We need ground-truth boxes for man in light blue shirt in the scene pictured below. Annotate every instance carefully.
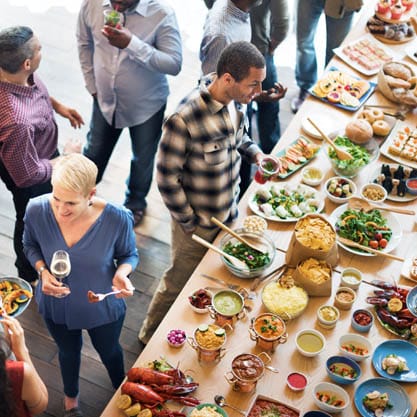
[77,0,182,225]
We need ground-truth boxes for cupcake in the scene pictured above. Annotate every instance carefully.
[377,0,391,14]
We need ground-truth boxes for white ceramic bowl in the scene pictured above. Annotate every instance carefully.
[338,333,372,362]
[313,381,350,413]
[317,305,340,329]
[334,286,357,310]
[324,177,357,204]
[188,288,213,313]
[340,267,362,290]
[295,328,326,357]
[301,166,324,187]
[360,183,387,204]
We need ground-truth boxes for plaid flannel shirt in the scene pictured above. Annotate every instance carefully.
[157,75,261,232]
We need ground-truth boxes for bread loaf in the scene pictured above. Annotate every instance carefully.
[345,119,373,144]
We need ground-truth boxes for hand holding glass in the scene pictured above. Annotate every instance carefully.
[50,250,71,298]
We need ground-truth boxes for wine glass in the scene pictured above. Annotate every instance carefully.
[50,250,71,298]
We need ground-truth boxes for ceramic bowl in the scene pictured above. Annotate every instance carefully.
[312,382,350,413]
[406,177,417,195]
[326,355,361,385]
[334,286,357,310]
[188,288,212,313]
[219,228,275,278]
[166,329,186,348]
[301,166,324,187]
[317,305,340,329]
[295,328,326,357]
[189,403,228,417]
[340,267,362,290]
[338,333,372,362]
[324,177,357,204]
[286,372,308,391]
[360,183,387,203]
[351,309,374,332]
[302,412,333,417]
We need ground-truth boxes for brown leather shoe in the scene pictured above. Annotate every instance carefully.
[291,89,308,113]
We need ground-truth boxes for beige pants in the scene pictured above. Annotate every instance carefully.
[139,220,218,344]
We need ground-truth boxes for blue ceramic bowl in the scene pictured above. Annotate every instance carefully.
[351,309,374,332]
[326,355,361,385]
[302,412,332,417]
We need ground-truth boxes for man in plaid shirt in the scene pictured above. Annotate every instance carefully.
[139,41,266,344]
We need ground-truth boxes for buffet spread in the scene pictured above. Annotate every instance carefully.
[100,1,417,417]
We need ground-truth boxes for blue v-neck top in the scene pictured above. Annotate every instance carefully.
[23,194,139,330]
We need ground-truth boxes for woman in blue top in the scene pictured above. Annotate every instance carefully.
[23,154,138,417]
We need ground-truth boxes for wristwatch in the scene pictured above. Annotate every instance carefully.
[37,265,47,279]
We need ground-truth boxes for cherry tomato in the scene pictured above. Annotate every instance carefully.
[379,238,388,249]
[374,232,383,241]
[369,240,379,249]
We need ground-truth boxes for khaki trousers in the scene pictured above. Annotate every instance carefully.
[139,220,218,344]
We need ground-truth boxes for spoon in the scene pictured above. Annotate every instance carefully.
[192,234,250,272]
[307,117,353,160]
[214,395,246,415]
[210,217,268,254]
[348,196,415,216]
[201,274,241,291]
[337,237,404,261]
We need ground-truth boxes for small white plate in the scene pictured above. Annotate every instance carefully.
[301,115,343,140]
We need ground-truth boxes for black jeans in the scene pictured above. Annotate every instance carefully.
[0,158,54,282]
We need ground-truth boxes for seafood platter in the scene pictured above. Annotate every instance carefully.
[333,35,394,76]
[0,276,33,318]
[309,67,376,111]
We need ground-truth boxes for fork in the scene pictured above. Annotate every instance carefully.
[88,289,122,302]
[200,274,241,291]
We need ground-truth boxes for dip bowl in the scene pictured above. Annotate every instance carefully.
[286,372,308,391]
[207,289,246,328]
[351,309,374,332]
[325,355,361,385]
[324,176,357,204]
[360,183,387,204]
[317,305,340,329]
[219,229,275,278]
[248,313,288,352]
[338,333,372,362]
[295,328,326,357]
[340,267,362,290]
[334,286,357,310]
[312,381,350,413]
[406,177,417,195]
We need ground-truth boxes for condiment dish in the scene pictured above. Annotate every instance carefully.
[338,333,372,362]
[340,267,362,290]
[334,286,357,310]
[286,371,308,391]
[166,329,186,348]
[188,288,212,313]
[406,177,417,195]
[317,305,340,329]
[351,309,374,332]
[295,328,326,357]
[312,381,350,413]
[326,355,361,385]
[324,177,357,204]
[301,166,324,187]
[301,412,332,417]
[360,182,387,203]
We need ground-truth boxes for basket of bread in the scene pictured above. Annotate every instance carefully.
[377,61,417,107]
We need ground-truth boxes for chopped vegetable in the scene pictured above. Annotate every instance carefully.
[223,242,270,269]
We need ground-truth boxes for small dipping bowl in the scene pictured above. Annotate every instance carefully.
[406,177,417,195]
[340,267,362,290]
[302,412,332,417]
[351,309,374,332]
[317,305,340,329]
[334,286,357,310]
[188,288,213,313]
[301,166,324,187]
[166,329,186,348]
[295,329,326,357]
[326,355,361,385]
[360,183,387,204]
[287,371,308,391]
[338,333,372,362]
[324,176,357,204]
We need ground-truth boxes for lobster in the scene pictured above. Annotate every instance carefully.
[121,382,164,405]
[127,367,175,385]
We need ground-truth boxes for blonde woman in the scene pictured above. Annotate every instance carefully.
[23,154,138,417]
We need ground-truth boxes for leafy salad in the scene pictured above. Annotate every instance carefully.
[335,208,392,250]
[223,242,270,270]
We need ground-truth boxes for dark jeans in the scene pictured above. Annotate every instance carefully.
[0,159,53,283]
[44,315,125,398]
[240,53,281,197]
[83,98,166,211]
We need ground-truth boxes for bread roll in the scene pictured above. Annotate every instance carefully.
[384,62,412,81]
[372,120,390,136]
[345,119,373,144]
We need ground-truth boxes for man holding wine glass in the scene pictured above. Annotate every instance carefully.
[22,154,138,417]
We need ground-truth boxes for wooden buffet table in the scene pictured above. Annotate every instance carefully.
[102,3,417,416]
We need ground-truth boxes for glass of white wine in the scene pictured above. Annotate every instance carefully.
[50,250,71,298]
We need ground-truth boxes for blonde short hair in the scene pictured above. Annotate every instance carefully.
[51,154,98,196]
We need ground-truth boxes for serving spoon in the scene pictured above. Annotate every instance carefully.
[307,117,353,161]
[210,217,268,254]
[192,234,250,272]
[348,196,415,215]
[214,395,246,415]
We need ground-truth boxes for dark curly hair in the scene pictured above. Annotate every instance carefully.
[0,336,16,417]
